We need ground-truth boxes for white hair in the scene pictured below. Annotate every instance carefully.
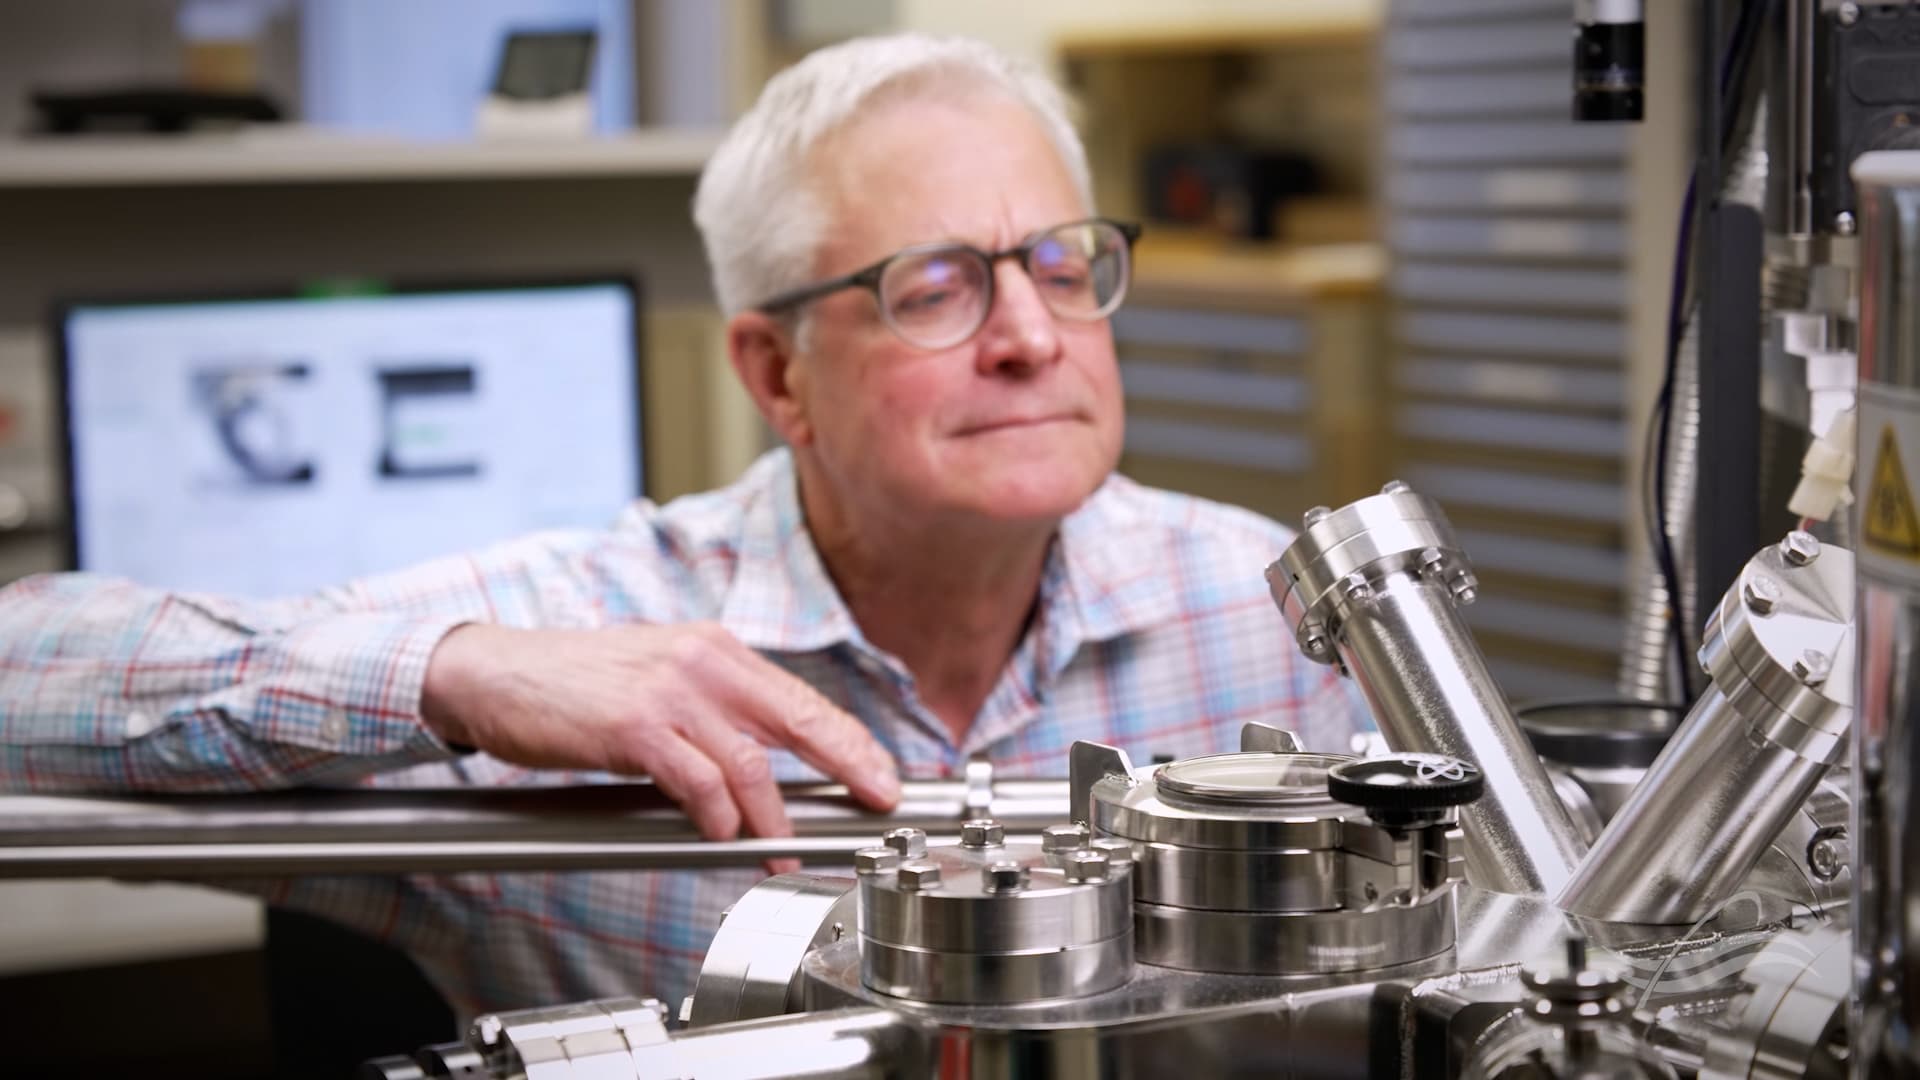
[692,32,1093,318]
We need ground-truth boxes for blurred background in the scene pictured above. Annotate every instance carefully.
[0,0,1687,1074]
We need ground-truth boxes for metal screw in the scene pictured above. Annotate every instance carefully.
[1744,575,1783,615]
[830,921,845,942]
[1298,622,1331,658]
[1063,848,1112,883]
[1381,480,1412,496]
[1780,531,1822,566]
[1836,210,1858,235]
[1304,505,1332,528]
[1342,572,1374,606]
[1042,822,1090,852]
[896,862,941,890]
[1450,571,1479,606]
[1090,837,1135,866]
[1809,829,1849,881]
[854,847,901,875]
[960,819,1005,848]
[983,861,1029,893]
[1793,649,1834,687]
[882,827,927,858]
[1418,546,1447,578]
[474,1015,504,1048]
[1839,2,1860,26]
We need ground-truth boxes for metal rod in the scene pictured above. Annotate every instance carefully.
[0,778,1068,879]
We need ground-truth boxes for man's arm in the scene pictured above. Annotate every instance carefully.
[0,531,900,833]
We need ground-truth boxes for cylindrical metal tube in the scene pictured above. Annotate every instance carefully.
[1561,536,1853,924]
[1271,487,1587,898]
[0,777,1068,879]
[1850,151,1920,1078]
[630,1007,923,1080]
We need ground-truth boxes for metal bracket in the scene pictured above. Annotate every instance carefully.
[1239,722,1304,754]
[1069,741,1135,826]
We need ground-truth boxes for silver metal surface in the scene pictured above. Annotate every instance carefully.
[468,996,671,1080]
[1271,487,1586,898]
[1560,540,1854,924]
[1133,892,1456,976]
[1851,151,1920,1080]
[683,873,856,1028]
[856,830,1132,1005]
[1699,924,1850,1080]
[0,775,1069,878]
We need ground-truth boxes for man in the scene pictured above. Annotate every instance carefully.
[0,33,1367,1015]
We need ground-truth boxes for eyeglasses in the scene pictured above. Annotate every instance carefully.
[755,218,1143,350]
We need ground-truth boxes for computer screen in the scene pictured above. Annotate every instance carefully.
[57,280,642,597]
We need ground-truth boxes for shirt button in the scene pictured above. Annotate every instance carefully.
[321,712,348,743]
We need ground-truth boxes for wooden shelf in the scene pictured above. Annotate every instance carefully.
[0,126,724,188]
[1055,4,1380,58]
[1132,238,1386,306]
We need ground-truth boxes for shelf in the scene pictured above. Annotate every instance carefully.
[1132,238,1386,306]
[1055,4,1381,58]
[0,126,725,188]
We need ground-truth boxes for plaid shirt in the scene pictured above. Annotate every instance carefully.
[0,450,1369,1016]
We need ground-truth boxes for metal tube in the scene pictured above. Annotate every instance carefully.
[629,1007,924,1080]
[0,778,1068,879]
[1850,151,1920,1078]
[1561,535,1853,924]
[1272,487,1587,898]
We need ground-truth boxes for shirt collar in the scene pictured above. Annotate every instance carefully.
[717,453,1185,661]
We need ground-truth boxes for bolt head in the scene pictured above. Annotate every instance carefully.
[1042,822,1090,852]
[960,818,1005,848]
[1090,837,1135,866]
[1449,571,1478,606]
[473,1014,504,1047]
[1793,649,1833,687]
[1744,575,1783,615]
[1780,530,1821,566]
[1341,572,1374,605]
[983,861,1029,893]
[1304,505,1332,528]
[1836,210,1858,235]
[855,846,901,875]
[1063,848,1112,883]
[882,827,927,858]
[896,861,941,890]
[1418,546,1447,574]
[1298,621,1332,657]
[1381,480,1412,496]
[1809,837,1847,881]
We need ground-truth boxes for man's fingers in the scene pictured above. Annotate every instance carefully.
[718,658,900,810]
[678,714,796,841]
[644,731,744,841]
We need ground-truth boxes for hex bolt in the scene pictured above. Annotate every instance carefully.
[1780,531,1821,567]
[854,846,901,876]
[1839,2,1860,26]
[1304,505,1333,528]
[1418,546,1447,578]
[896,862,941,890]
[1744,575,1783,615]
[1298,622,1331,657]
[473,1014,504,1048]
[1342,572,1374,606]
[1041,822,1091,852]
[1450,571,1479,606]
[882,827,927,858]
[1090,837,1136,866]
[1836,210,1858,236]
[1793,649,1834,688]
[1381,479,1412,496]
[982,861,1029,894]
[1809,829,1849,881]
[1063,848,1111,883]
[960,818,1005,848]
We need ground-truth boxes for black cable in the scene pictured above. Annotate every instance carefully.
[1645,0,1770,701]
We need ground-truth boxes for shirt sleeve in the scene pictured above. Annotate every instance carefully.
[0,529,622,793]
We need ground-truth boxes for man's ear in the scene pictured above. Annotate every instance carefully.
[727,311,813,448]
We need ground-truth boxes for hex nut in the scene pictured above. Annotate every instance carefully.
[1381,480,1412,495]
[983,861,1029,893]
[960,819,1005,848]
[1041,822,1091,852]
[882,827,927,858]
[1063,848,1111,883]
[1793,649,1833,688]
[1780,531,1821,567]
[1304,505,1333,528]
[854,847,901,875]
[1744,575,1782,615]
[896,862,941,890]
[1090,837,1136,866]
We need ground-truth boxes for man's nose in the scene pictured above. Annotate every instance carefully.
[973,259,1063,374]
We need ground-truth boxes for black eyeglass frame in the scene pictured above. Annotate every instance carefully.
[753,217,1144,336]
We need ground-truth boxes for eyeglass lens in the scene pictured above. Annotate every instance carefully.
[876,221,1132,348]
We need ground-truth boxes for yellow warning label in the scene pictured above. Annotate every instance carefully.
[1865,425,1920,557]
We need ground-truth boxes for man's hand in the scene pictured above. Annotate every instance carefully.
[420,623,902,845]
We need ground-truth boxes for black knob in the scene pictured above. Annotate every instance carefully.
[1327,754,1484,828]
